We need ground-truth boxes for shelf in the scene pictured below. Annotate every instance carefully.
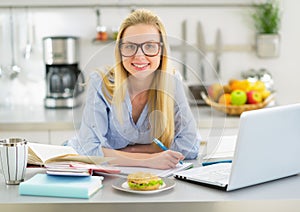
[170,44,255,53]
[0,0,256,9]
[91,38,116,44]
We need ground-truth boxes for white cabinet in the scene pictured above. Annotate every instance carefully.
[0,131,49,144]
[0,130,76,145]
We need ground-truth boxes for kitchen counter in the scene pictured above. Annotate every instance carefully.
[1,165,300,212]
[0,104,82,131]
[0,104,240,131]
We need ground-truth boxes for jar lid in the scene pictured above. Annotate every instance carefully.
[97,26,107,32]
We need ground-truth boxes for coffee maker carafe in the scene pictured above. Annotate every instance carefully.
[43,36,84,108]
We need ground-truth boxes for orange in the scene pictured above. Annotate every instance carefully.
[229,79,250,92]
[218,93,232,105]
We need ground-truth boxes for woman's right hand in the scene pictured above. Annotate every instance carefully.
[144,150,185,169]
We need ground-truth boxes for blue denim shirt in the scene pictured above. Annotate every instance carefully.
[68,71,200,159]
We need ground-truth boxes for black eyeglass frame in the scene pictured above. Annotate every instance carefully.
[119,42,163,57]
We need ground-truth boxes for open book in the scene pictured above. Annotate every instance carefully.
[28,142,112,166]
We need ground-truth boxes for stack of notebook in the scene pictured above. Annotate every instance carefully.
[19,174,104,199]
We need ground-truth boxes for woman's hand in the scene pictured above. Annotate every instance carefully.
[103,148,184,169]
[144,150,185,169]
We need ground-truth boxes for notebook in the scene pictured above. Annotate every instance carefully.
[174,103,300,191]
[45,162,121,176]
[19,174,104,198]
[115,162,193,178]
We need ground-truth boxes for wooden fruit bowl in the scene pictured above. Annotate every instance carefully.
[200,92,275,116]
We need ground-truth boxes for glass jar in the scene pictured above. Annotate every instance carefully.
[96,26,108,41]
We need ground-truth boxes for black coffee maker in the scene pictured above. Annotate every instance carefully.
[43,36,84,108]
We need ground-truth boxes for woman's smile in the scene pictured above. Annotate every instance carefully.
[131,62,150,71]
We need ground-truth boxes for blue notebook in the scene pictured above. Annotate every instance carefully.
[19,174,103,199]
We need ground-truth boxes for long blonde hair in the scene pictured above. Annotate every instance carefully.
[102,9,175,148]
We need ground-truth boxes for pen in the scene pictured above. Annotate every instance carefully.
[152,138,183,165]
[201,160,232,166]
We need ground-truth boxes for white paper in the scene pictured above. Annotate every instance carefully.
[203,136,237,160]
[115,162,193,177]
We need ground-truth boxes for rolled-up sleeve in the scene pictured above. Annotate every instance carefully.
[68,72,110,156]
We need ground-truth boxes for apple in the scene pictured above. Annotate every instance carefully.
[207,83,223,101]
[247,90,262,104]
[231,90,247,105]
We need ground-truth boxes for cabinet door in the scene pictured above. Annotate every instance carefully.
[49,130,76,145]
[0,131,49,144]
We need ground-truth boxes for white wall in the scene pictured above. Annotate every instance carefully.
[0,0,299,107]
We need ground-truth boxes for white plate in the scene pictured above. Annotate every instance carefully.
[112,178,176,194]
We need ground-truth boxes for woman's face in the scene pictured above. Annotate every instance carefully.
[120,24,162,79]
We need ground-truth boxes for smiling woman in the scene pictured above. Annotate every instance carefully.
[119,23,162,78]
[67,9,200,169]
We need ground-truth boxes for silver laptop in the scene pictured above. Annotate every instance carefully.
[174,103,300,191]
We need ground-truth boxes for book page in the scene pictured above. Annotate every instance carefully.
[115,162,193,177]
[28,143,78,165]
[46,155,114,165]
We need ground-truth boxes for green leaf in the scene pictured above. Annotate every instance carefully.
[251,0,281,34]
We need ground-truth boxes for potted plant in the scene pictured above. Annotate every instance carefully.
[252,0,282,58]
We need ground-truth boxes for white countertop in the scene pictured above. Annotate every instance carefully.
[0,104,240,131]
[1,165,300,212]
[0,104,81,131]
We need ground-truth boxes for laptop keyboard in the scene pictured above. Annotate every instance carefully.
[191,163,232,185]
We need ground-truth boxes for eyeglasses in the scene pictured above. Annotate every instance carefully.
[119,42,163,57]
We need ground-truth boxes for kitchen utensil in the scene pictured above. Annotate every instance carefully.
[181,20,187,80]
[23,8,34,59]
[257,68,274,91]
[214,28,222,78]
[43,36,79,65]
[6,9,21,79]
[197,21,206,82]
[241,69,258,83]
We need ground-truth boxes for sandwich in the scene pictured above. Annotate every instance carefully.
[127,172,164,191]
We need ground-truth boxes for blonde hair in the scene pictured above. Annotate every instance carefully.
[102,9,175,148]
